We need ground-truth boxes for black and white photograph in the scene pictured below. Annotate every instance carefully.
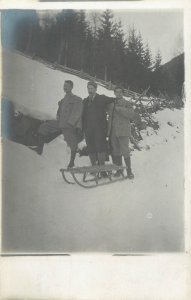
[1,7,185,255]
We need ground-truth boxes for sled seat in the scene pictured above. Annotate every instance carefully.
[68,164,126,174]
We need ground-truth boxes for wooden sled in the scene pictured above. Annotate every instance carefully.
[60,164,129,188]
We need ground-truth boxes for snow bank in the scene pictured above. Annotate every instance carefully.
[2,50,114,120]
[139,108,184,148]
[2,50,184,253]
[2,110,184,253]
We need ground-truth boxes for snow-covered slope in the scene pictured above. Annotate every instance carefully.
[2,50,115,119]
[2,50,184,253]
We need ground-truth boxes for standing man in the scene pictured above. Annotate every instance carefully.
[36,80,83,169]
[82,81,114,171]
[107,86,135,178]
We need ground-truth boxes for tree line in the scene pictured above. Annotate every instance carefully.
[12,9,183,97]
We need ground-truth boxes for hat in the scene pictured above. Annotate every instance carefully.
[87,81,97,89]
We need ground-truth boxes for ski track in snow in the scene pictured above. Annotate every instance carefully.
[2,50,184,253]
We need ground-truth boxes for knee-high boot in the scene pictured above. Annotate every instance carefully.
[112,155,122,166]
[97,152,106,165]
[112,155,123,177]
[67,150,77,169]
[98,152,108,178]
[36,134,46,155]
[89,153,97,166]
[124,156,134,179]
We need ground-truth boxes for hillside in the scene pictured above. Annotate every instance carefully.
[1,50,184,253]
[151,53,184,97]
[2,49,115,120]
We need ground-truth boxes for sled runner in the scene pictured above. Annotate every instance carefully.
[60,164,129,188]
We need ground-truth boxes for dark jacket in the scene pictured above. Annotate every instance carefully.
[82,93,114,134]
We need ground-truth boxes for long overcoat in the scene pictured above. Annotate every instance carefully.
[82,93,114,152]
[82,93,114,134]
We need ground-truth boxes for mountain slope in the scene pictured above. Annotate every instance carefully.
[151,53,184,97]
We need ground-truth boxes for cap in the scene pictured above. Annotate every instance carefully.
[87,81,97,89]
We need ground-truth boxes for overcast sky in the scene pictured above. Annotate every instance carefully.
[113,10,184,63]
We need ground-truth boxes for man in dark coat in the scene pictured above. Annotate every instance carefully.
[82,81,114,170]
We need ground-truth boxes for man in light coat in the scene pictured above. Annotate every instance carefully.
[35,80,83,169]
[107,86,135,178]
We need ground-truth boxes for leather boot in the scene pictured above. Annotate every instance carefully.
[35,134,46,155]
[124,156,134,179]
[112,155,123,177]
[89,153,97,166]
[112,155,122,166]
[67,150,76,169]
[97,152,108,178]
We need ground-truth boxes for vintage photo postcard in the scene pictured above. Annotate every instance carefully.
[0,4,187,254]
[0,0,191,299]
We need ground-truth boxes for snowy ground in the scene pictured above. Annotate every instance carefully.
[2,50,184,253]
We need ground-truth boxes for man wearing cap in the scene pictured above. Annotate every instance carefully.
[82,81,114,173]
[107,86,135,178]
[35,80,83,169]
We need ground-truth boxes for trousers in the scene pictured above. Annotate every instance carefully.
[110,128,130,158]
[38,120,78,150]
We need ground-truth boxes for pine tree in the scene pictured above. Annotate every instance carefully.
[89,11,100,40]
[97,9,115,80]
[56,10,79,67]
[75,10,88,70]
[37,12,58,62]
[151,49,163,96]
[127,26,137,54]
[136,32,145,64]
[126,27,146,91]
[36,10,90,70]
[98,9,114,39]
[87,11,101,76]
[84,26,94,74]
[153,49,162,70]
[14,10,39,56]
[112,20,127,84]
[143,43,153,70]
[113,20,126,50]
